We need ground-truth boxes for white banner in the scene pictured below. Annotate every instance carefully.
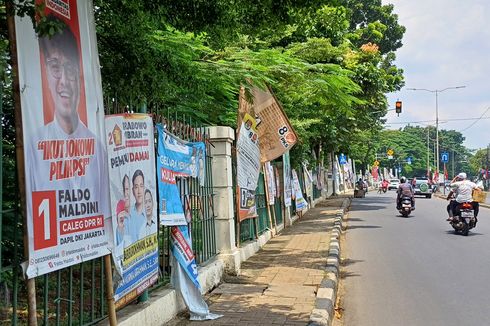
[17,0,111,278]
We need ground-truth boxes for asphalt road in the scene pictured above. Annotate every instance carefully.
[339,190,490,326]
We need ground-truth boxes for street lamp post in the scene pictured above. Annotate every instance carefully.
[406,86,466,185]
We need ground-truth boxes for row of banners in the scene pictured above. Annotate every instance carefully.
[15,1,207,309]
[14,0,311,311]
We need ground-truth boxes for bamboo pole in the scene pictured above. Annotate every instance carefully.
[6,5,38,325]
[104,255,117,326]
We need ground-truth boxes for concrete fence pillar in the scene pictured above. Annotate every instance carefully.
[207,126,241,274]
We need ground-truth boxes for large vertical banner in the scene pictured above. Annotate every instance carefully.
[16,0,111,278]
[156,125,204,289]
[303,163,314,200]
[291,170,307,211]
[283,152,292,207]
[236,114,261,221]
[264,162,276,205]
[105,114,158,307]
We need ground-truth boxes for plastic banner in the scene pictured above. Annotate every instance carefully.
[236,114,261,221]
[17,0,111,278]
[303,164,314,200]
[156,125,205,226]
[264,162,276,205]
[292,170,307,211]
[156,125,204,289]
[105,114,158,306]
[283,152,292,207]
[251,87,297,162]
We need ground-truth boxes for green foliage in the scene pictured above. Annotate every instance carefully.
[3,0,408,166]
[356,126,473,178]
[469,148,488,175]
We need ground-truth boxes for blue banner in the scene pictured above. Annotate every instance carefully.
[156,124,205,290]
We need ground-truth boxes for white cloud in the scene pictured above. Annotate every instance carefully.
[383,0,490,149]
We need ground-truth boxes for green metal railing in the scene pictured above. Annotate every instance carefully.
[255,173,269,235]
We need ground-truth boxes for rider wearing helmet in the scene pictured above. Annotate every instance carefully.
[446,172,482,221]
[396,176,415,210]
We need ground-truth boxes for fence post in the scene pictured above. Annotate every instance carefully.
[207,126,241,275]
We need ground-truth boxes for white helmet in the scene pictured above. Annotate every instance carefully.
[457,172,467,180]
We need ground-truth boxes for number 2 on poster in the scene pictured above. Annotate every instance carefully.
[32,191,58,250]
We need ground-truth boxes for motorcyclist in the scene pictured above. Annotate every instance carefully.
[357,178,364,190]
[378,179,389,193]
[396,176,415,210]
[446,172,482,222]
[382,179,389,189]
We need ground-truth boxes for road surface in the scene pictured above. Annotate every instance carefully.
[338,190,490,326]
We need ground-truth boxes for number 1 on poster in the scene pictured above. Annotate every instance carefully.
[32,191,57,250]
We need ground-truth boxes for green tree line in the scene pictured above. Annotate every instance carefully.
[2,0,405,169]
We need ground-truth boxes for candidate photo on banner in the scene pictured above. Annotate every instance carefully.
[105,114,158,306]
[236,114,261,221]
[15,0,111,278]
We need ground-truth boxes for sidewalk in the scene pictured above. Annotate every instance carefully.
[165,197,349,326]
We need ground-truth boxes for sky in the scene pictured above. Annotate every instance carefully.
[382,0,490,150]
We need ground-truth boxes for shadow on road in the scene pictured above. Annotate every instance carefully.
[444,230,484,237]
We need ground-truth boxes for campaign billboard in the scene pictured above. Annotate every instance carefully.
[105,114,158,307]
[16,0,111,278]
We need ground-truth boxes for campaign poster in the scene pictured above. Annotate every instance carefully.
[105,114,158,306]
[283,152,292,207]
[264,162,276,205]
[236,114,261,221]
[292,170,307,211]
[156,125,205,226]
[303,164,314,200]
[156,125,204,290]
[16,0,111,278]
[250,87,297,162]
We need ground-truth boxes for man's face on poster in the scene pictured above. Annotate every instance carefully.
[132,175,144,206]
[44,46,80,124]
[144,192,153,221]
[123,177,130,211]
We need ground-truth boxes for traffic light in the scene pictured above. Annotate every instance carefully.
[395,100,402,114]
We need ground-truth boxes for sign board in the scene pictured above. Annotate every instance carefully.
[339,153,347,165]
[441,152,449,163]
[387,149,394,156]
[373,160,379,167]
[17,0,111,278]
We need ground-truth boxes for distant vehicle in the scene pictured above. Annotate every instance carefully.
[388,178,400,190]
[413,178,432,198]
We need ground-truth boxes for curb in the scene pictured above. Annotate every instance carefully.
[309,197,351,326]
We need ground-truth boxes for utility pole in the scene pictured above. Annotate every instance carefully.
[485,144,490,191]
[427,128,430,177]
[407,86,466,184]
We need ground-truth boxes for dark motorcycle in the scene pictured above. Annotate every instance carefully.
[450,202,476,236]
[398,196,413,217]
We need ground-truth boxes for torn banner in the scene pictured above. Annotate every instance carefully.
[156,125,221,320]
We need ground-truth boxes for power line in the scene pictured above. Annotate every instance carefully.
[459,107,490,132]
[387,116,490,125]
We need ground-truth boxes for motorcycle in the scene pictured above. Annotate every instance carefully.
[450,201,476,236]
[398,196,413,217]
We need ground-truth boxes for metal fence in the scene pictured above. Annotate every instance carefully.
[0,100,217,325]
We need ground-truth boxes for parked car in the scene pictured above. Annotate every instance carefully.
[388,178,400,190]
[413,178,432,198]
